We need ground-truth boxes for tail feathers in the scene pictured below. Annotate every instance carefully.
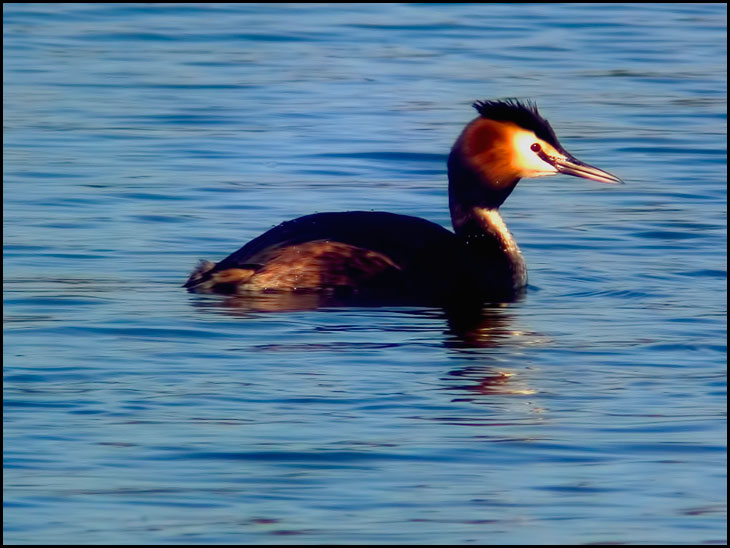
[183,259,217,289]
[183,259,260,293]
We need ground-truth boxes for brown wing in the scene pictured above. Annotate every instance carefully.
[185,211,462,295]
[235,240,403,292]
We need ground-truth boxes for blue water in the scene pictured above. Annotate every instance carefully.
[3,3,726,544]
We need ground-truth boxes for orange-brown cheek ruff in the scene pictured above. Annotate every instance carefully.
[461,119,522,186]
[463,120,564,182]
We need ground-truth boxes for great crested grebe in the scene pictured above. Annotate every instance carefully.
[184,99,621,303]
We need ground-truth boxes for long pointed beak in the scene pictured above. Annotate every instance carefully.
[554,154,623,184]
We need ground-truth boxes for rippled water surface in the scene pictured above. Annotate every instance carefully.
[3,3,726,545]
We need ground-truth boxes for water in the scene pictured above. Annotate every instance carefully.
[3,3,726,544]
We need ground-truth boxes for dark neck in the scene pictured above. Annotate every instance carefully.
[447,149,527,290]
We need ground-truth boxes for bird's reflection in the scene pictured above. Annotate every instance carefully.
[444,367,537,398]
[188,289,539,397]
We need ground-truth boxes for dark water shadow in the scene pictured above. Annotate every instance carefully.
[187,289,526,347]
[186,290,537,397]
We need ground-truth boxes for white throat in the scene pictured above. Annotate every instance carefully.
[469,207,528,289]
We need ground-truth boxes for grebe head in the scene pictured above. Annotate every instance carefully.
[448,99,622,210]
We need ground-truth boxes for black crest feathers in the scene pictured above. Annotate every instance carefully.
[473,99,561,149]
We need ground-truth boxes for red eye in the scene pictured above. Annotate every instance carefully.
[531,143,542,152]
